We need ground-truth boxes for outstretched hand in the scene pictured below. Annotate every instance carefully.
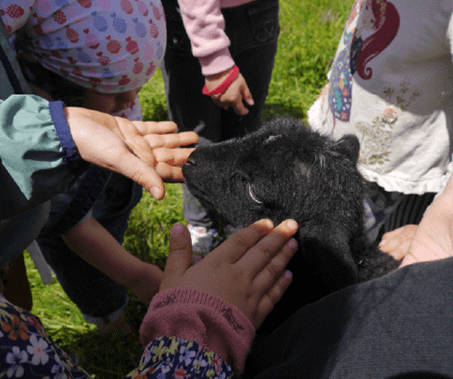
[400,176,453,268]
[205,68,254,116]
[64,107,198,200]
[160,219,298,329]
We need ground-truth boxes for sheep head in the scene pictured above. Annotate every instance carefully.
[182,118,395,333]
[183,118,364,245]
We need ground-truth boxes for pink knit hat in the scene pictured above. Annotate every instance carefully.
[2,0,166,94]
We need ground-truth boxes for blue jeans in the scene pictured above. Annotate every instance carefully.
[161,0,280,229]
[37,172,143,325]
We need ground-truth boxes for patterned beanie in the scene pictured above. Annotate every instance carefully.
[2,0,166,94]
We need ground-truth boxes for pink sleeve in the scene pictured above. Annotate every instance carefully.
[0,0,36,34]
[177,0,235,76]
[139,288,255,373]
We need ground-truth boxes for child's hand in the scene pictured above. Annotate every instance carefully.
[205,69,254,116]
[160,219,298,329]
[65,107,198,200]
[116,118,198,183]
[400,176,453,268]
[379,224,418,261]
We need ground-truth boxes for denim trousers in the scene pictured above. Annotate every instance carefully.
[161,0,280,229]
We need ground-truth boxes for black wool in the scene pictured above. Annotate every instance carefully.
[183,118,399,335]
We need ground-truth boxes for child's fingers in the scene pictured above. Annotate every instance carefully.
[173,131,199,147]
[379,225,418,260]
[160,224,193,291]
[254,270,293,329]
[124,134,158,167]
[233,99,249,116]
[153,164,185,183]
[389,237,413,261]
[114,118,157,167]
[241,82,254,107]
[144,132,199,149]
[111,149,166,199]
[213,220,274,264]
[379,227,401,246]
[239,220,298,277]
[149,148,197,183]
[153,147,196,166]
[133,121,178,135]
[253,237,298,297]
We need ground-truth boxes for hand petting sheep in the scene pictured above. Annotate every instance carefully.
[183,118,399,335]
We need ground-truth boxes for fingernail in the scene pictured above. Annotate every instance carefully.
[258,219,273,229]
[171,223,185,236]
[150,186,161,199]
[287,238,298,250]
[284,270,293,280]
[264,219,274,228]
[286,219,298,230]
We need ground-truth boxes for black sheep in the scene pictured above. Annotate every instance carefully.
[182,118,399,334]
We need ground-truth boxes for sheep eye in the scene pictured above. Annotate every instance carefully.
[247,182,263,204]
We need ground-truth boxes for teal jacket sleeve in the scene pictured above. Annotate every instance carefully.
[0,95,87,220]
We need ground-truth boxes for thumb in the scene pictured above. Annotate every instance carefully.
[160,224,193,290]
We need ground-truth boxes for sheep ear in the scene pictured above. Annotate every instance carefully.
[336,134,360,164]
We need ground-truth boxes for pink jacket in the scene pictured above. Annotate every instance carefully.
[139,288,255,373]
[177,0,255,76]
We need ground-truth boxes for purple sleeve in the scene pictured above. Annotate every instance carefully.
[48,101,80,163]
[140,288,255,374]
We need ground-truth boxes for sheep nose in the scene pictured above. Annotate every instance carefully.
[185,156,196,166]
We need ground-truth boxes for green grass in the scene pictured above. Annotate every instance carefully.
[263,0,352,120]
[24,1,353,377]
[123,183,185,269]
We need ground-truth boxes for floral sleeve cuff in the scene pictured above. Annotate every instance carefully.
[0,295,91,379]
[140,288,255,374]
[0,295,233,379]
[127,336,233,379]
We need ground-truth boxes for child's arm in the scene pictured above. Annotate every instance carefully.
[177,0,254,116]
[63,216,162,304]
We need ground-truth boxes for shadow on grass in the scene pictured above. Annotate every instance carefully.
[56,330,142,378]
[262,102,306,122]
[54,295,148,379]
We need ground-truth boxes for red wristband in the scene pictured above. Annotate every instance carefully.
[202,65,240,96]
